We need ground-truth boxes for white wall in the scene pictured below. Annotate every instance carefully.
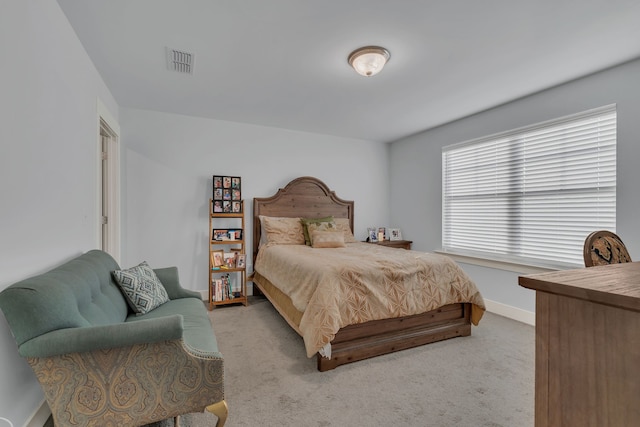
[5,4,637,426]
[120,108,390,294]
[389,58,640,317]
[0,1,118,425]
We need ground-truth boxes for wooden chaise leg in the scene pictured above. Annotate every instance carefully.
[173,415,180,426]
[206,400,228,427]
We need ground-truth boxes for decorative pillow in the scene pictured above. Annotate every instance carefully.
[262,216,305,245]
[300,216,334,246]
[311,231,346,248]
[112,262,169,315]
[306,221,339,246]
[334,217,358,243]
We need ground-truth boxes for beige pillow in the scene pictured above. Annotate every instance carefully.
[311,231,346,248]
[305,221,338,245]
[262,216,305,245]
[300,216,334,246]
[334,217,357,243]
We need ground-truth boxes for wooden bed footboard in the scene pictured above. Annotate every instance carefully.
[253,269,472,371]
[317,303,471,371]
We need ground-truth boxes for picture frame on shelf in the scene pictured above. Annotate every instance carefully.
[237,254,246,268]
[223,200,231,212]
[227,229,242,240]
[212,200,223,213]
[377,227,386,241]
[213,229,228,241]
[212,228,243,241]
[389,228,402,241]
[210,250,224,267]
[223,252,237,269]
[367,227,378,243]
[232,201,241,213]
[213,175,241,211]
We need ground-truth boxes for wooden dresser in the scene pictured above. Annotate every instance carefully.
[519,262,640,427]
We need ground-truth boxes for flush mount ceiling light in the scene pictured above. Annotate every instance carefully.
[348,46,390,77]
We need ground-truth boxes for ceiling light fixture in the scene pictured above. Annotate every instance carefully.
[348,46,390,77]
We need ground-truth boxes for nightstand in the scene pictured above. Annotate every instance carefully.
[365,240,412,250]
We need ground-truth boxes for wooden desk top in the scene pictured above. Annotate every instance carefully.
[519,261,640,312]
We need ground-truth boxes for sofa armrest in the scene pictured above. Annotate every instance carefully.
[18,314,184,358]
[154,266,202,300]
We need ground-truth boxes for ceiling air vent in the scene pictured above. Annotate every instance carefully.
[166,47,195,74]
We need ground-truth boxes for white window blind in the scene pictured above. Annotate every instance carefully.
[442,105,616,268]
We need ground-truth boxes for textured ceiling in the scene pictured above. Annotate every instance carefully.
[57,0,640,142]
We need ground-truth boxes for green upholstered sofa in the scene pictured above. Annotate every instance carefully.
[0,250,227,427]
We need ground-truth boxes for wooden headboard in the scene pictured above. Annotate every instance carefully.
[253,176,354,263]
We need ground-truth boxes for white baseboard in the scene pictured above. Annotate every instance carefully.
[484,298,535,326]
[24,400,50,427]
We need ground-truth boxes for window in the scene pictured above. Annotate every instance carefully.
[442,105,616,268]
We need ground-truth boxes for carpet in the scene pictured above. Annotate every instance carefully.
[151,297,534,427]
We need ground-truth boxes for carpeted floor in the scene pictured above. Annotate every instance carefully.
[149,296,534,427]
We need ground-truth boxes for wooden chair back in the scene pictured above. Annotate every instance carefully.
[583,230,632,267]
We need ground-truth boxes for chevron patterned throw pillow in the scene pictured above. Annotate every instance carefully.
[112,261,169,315]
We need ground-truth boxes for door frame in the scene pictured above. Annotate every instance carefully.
[97,98,121,262]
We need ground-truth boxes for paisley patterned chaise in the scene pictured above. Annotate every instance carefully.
[0,250,227,426]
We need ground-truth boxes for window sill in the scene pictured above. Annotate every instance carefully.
[434,250,581,275]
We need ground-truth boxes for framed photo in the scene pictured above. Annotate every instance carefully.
[213,229,229,241]
[237,254,246,268]
[213,175,241,211]
[232,201,241,213]
[210,250,224,267]
[389,228,402,241]
[227,229,242,241]
[213,229,243,241]
[212,200,223,213]
[367,227,378,243]
[223,252,237,268]
[213,176,222,189]
[377,227,386,241]
[223,200,231,212]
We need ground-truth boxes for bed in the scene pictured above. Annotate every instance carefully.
[252,176,485,371]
